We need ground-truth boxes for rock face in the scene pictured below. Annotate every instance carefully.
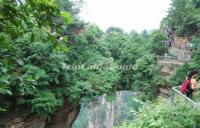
[173,36,189,49]
[158,60,182,82]
[88,95,115,128]
[87,91,132,128]
[1,92,133,128]
[45,100,80,128]
[0,100,80,128]
[0,114,46,128]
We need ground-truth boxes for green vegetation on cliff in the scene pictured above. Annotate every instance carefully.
[116,99,200,128]
[2,0,200,127]
[0,0,166,118]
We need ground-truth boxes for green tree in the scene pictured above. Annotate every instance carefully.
[119,31,165,100]
[104,27,127,60]
[149,30,168,56]
[65,24,120,103]
[162,0,200,37]
[0,0,71,115]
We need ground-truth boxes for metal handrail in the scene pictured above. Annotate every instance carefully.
[171,86,200,107]
[169,50,197,53]
[156,56,192,62]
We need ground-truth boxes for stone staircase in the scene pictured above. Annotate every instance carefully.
[157,47,193,82]
[169,47,193,60]
[157,47,193,97]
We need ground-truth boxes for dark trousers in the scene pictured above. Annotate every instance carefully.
[186,90,193,99]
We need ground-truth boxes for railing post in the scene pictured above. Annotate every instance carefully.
[171,89,174,103]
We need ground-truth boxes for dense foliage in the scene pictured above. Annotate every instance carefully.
[0,0,166,120]
[66,25,119,103]
[149,30,168,55]
[2,0,200,127]
[116,98,200,128]
[0,0,72,115]
[0,0,119,117]
[162,0,200,37]
[118,30,166,100]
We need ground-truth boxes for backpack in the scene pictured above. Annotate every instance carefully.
[180,79,191,94]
